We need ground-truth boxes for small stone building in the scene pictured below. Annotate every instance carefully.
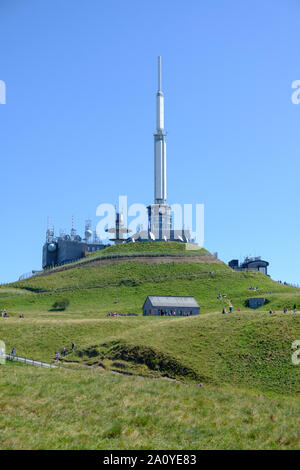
[248,297,266,309]
[142,296,200,316]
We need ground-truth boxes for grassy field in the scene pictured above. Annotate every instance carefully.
[0,312,299,393]
[0,242,299,449]
[0,364,299,450]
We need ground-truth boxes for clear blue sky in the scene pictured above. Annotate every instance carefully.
[0,0,299,284]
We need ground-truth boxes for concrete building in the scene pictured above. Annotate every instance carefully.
[42,222,107,269]
[229,257,269,275]
[142,296,200,316]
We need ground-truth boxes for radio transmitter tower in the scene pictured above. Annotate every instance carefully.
[147,56,172,240]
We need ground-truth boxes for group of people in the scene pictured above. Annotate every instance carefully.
[157,310,193,316]
[277,280,294,286]
[269,304,297,315]
[107,312,138,317]
[218,293,237,314]
[1,309,24,319]
[222,305,237,314]
[159,310,177,316]
[217,293,227,300]
[54,342,75,362]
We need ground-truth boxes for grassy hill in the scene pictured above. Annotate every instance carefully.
[0,241,299,449]
[2,242,299,316]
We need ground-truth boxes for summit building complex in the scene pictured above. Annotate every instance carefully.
[42,57,190,268]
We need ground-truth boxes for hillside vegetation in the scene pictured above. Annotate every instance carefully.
[0,241,299,449]
[0,365,299,450]
[1,312,298,394]
[80,312,300,393]
[88,240,205,255]
[3,241,299,316]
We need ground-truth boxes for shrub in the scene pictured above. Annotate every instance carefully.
[51,298,70,311]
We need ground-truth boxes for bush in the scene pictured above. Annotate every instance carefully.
[51,298,70,311]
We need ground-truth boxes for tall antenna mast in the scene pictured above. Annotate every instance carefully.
[70,215,76,239]
[147,56,172,241]
[154,55,166,204]
[46,216,50,242]
[158,55,162,91]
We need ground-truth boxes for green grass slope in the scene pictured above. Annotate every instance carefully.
[0,365,299,450]
[0,242,299,449]
[0,312,299,394]
[3,258,299,317]
[35,241,216,274]
[89,240,203,255]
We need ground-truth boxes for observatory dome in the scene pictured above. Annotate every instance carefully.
[47,243,57,252]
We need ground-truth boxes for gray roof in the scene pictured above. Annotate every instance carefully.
[145,296,199,308]
[241,259,269,267]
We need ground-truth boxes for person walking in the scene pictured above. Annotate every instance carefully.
[293,304,297,313]
[71,342,75,351]
[11,347,16,357]
[229,305,233,313]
